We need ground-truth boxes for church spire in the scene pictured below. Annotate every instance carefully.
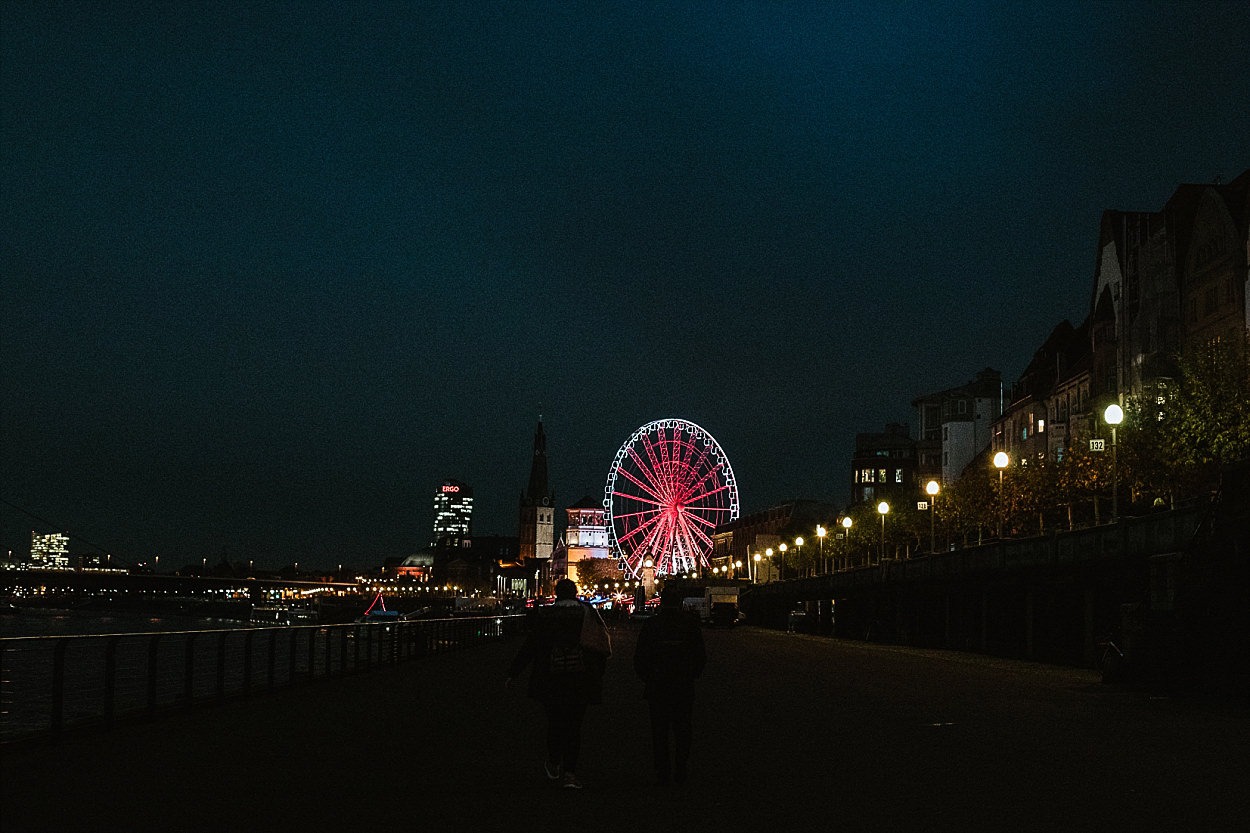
[524,418,550,505]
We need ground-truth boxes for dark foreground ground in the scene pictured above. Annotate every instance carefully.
[3,623,1248,832]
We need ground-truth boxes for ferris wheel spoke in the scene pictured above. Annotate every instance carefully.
[672,513,698,558]
[671,433,703,491]
[616,510,666,546]
[611,504,663,522]
[674,433,704,481]
[676,510,714,547]
[682,510,720,531]
[624,448,668,503]
[671,439,711,493]
[676,462,724,504]
[638,434,671,498]
[636,514,670,561]
[683,482,731,509]
[660,431,690,499]
[614,467,666,504]
[669,457,705,498]
[611,497,665,516]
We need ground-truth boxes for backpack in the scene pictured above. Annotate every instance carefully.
[546,607,587,675]
[548,644,586,675]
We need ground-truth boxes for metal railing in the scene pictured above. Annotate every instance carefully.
[0,614,526,744]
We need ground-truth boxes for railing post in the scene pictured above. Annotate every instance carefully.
[216,631,228,699]
[242,630,254,695]
[104,636,119,728]
[50,639,68,739]
[146,633,161,718]
[184,633,196,706]
[340,626,349,675]
[268,629,278,690]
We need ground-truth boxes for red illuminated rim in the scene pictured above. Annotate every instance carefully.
[604,419,739,577]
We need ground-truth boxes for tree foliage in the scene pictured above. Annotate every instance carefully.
[575,557,622,589]
[1121,333,1250,501]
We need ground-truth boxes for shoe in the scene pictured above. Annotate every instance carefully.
[561,772,583,790]
[544,761,562,780]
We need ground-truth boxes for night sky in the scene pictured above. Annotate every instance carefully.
[3,2,1248,568]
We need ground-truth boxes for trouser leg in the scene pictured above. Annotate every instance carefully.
[649,700,672,782]
[672,697,694,781]
[562,703,587,773]
[544,701,563,766]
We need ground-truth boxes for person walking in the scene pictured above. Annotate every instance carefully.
[507,578,611,790]
[633,587,706,786]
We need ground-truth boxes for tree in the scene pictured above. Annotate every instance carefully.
[575,557,622,589]
[1121,333,1250,504]
[944,464,996,545]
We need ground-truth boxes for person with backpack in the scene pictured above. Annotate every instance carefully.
[633,586,706,787]
[506,578,611,790]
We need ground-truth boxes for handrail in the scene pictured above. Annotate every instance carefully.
[1,614,526,745]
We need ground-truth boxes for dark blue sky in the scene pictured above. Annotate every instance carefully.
[3,1,1248,567]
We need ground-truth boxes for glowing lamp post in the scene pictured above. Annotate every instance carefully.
[794,537,805,577]
[1104,403,1124,522]
[753,552,761,584]
[993,451,1010,537]
[642,557,656,599]
[876,501,890,563]
[816,525,827,574]
[925,480,940,553]
[778,542,788,581]
[765,548,774,584]
[841,516,853,570]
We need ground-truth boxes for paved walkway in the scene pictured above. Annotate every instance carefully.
[3,623,1248,832]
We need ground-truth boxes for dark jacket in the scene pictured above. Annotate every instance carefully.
[508,599,609,706]
[634,607,706,700]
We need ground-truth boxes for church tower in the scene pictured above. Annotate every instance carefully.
[518,419,555,564]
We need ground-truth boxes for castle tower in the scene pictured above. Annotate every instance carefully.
[518,419,554,563]
[562,496,610,581]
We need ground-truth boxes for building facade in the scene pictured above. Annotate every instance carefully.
[1091,171,1249,407]
[431,479,473,546]
[30,532,69,568]
[710,500,837,582]
[912,368,1003,485]
[850,423,917,506]
[560,496,610,580]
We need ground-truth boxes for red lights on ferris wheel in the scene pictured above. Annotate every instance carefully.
[604,418,739,577]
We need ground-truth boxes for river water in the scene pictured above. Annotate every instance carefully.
[0,609,237,639]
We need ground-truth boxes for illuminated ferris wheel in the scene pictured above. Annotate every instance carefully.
[604,419,739,577]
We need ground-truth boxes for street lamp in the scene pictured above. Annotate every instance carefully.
[816,525,827,574]
[876,501,890,562]
[794,537,804,577]
[765,548,774,583]
[1104,403,1124,522]
[778,542,788,581]
[753,552,761,583]
[925,480,940,553]
[841,516,853,570]
[993,451,1010,537]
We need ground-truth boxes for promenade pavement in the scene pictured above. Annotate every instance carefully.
[3,621,1248,832]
